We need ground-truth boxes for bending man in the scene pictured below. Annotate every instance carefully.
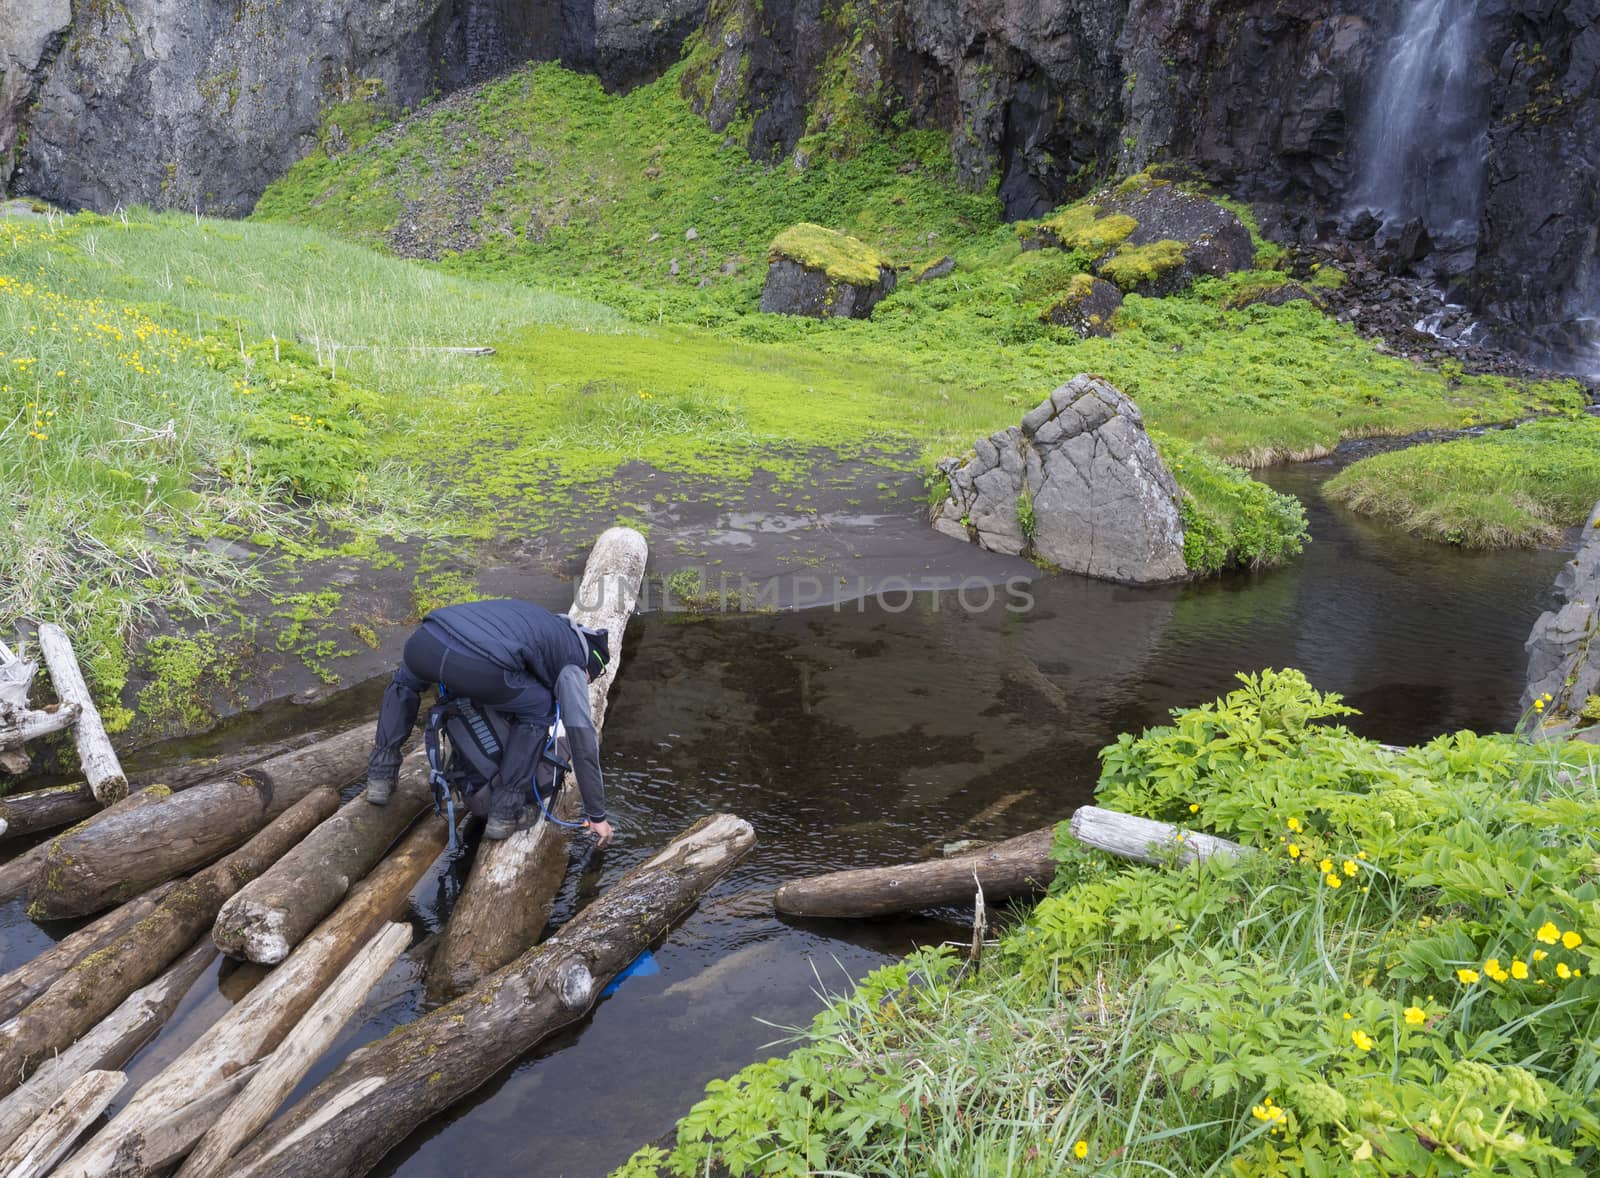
[366,598,614,845]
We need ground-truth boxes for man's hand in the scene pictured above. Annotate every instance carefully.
[587,819,614,848]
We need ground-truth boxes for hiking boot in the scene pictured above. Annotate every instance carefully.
[483,786,524,840]
[365,775,395,806]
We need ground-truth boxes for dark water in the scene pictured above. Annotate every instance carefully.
[0,463,1572,1175]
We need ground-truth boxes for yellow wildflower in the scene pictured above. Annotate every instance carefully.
[1557,962,1572,980]
[1534,950,1548,962]
[1511,960,1529,980]
[1073,1140,1088,1159]
[1319,858,1334,873]
[1403,1006,1426,1025]
[1188,803,1199,812]
[1533,699,1545,712]
[1325,873,1342,889]
[1287,843,1301,859]
[1536,922,1561,945]
[1343,860,1358,877]
[1351,1029,1374,1052]
[1562,930,1583,950]
[1457,968,1480,984]
[1287,818,1302,833]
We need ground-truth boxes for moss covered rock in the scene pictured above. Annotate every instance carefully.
[1042,273,1124,337]
[1092,180,1256,297]
[760,223,897,319]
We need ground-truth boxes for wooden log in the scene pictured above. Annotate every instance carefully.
[0,781,186,907]
[429,525,647,999]
[0,702,80,750]
[0,882,176,1023]
[218,813,755,1178]
[29,724,372,919]
[212,761,430,964]
[0,787,339,1100]
[60,813,450,1175]
[175,922,411,1178]
[774,828,1058,919]
[0,1069,126,1178]
[1067,805,1246,867]
[0,731,326,845]
[37,623,127,805]
[0,939,214,1148]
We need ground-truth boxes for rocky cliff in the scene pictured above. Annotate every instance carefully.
[4,0,1594,358]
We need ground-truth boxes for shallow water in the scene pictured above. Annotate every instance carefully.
[0,463,1572,1175]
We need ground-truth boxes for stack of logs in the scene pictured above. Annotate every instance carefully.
[0,527,760,1177]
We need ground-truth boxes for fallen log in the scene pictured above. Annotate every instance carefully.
[0,701,79,749]
[0,1069,125,1178]
[175,922,411,1178]
[0,731,326,844]
[774,827,1058,919]
[0,638,39,776]
[37,622,127,805]
[429,525,647,999]
[1068,805,1246,866]
[0,881,176,1022]
[0,938,214,1148]
[213,760,430,963]
[0,781,188,906]
[0,787,339,1099]
[218,813,755,1178]
[61,811,450,1175]
[29,724,372,919]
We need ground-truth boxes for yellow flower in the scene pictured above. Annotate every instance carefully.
[1562,930,1583,950]
[1287,817,1302,833]
[1457,968,1480,984]
[1351,1029,1374,1052]
[1557,962,1572,979]
[1073,1139,1088,1159]
[1511,960,1529,980]
[1287,843,1301,859]
[1343,860,1358,877]
[1533,699,1545,712]
[1325,873,1342,889]
[1319,858,1334,874]
[1342,1011,1352,1020]
[1403,1006,1426,1025]
[1536,922,1561,945]
[1534,950,1548,962]
[1188,803,1199,813]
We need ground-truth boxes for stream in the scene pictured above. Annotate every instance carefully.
[0,461,1573,1176]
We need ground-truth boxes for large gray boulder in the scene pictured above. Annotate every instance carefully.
[759,225,897,319]
[1523,500,1600,734]
[931,375,1187,584]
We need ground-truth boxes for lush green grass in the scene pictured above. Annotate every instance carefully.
[1325,417,1600,547]
[621,671,1600,1177]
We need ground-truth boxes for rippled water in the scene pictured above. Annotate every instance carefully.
[0,463,1572,1175]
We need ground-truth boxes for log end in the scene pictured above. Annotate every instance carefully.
[213,901,292,965]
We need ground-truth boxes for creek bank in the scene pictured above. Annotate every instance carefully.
[1523,498,1600,733]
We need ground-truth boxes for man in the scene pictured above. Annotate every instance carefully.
[366,598,614,845]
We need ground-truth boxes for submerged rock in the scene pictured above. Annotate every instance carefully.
[1523,499,1600,733]
[759,223,896,319]
[931,375,1188,585]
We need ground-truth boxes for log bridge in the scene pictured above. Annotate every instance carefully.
[0,526,760,1175]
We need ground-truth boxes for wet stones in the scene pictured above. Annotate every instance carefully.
[1523,499,1600,734]
[931,375,1188,585]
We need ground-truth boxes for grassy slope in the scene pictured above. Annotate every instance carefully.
[620,671,1600,1178]
[1325,417,1600,546]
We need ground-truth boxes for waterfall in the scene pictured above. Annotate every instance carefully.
[1350,0,1489,246]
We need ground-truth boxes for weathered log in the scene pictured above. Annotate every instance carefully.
[0,939,214,1148]
[774,828,1058,918]
[0,787,339,1099]
[0,881,176,1022]
[0,731,326,844]
[61,813,450,1175]
[430,526,647,998]
[0,782,186,906]
[0,702,79,750]
[213,761,430,964]
[1068,805,1246,866]
[37,622,127,805]
[0,1069,126,1178]
[175,922,411,1178]
[219,813,755,1178]
[29,724,372,919]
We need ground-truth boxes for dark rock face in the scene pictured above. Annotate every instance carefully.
[1523,500,1600,732]
[2,0,703,214]
[1043,276,1124,337]
[931,376,1187,584]
[759,258,896,319]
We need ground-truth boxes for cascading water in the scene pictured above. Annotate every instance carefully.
[1350,0,1490,251]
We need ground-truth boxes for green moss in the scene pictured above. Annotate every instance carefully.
[1030,204,1138,256]
[1309,263,1348,290]
[136,633,237,738]
[768,223,887,286]
[1098,239,1189,290]
[1325,416,1600,547]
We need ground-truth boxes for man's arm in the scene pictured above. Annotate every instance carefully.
[555,664,606,824]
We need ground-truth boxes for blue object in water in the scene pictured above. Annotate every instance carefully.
[600,949,661,997]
